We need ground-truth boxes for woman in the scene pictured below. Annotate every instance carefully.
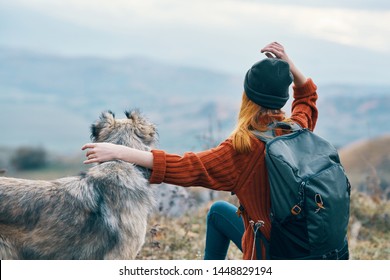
[82,42,318,260]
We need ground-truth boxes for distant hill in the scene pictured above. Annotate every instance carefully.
[339,134,390,199]
[0,48,241,154]
[0,48,389,154]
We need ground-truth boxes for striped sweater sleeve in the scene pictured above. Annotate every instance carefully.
[149,140,243,192]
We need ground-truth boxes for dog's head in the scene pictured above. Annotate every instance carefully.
[91,109,158,151]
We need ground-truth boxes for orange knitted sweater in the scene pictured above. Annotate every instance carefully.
[150,78,318,260]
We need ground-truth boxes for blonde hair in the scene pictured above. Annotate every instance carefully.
[230,92,289,153]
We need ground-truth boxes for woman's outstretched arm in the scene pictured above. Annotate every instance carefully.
[81,142,154,169]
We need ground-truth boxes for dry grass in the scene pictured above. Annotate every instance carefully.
[138,189,390,260]
[348,190,390,259]
[137,192,243,260]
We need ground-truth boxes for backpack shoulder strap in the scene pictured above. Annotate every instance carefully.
[251,122,302,143]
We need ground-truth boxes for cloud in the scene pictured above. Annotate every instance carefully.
[290,7,390,53]
[4,0,390,54]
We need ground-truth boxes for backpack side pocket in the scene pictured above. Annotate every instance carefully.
[304,164,350,255]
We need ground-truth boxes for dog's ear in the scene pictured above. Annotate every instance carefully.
[141,122,158,146]
[125,109,140,123]
[125,109,157,146]
[91,111,115,141]
[106,110,115,119]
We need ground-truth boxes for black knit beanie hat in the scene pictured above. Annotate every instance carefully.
[244,58,293,109]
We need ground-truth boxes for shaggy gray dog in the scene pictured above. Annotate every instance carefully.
[0,110,157,259]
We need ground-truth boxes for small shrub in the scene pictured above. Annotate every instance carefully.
[11,146,47,170]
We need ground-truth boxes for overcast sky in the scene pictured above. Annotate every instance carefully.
[1,0,390,85]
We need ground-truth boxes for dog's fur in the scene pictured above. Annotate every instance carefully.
[0,110,157,259]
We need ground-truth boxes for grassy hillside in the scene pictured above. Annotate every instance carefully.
[339,134,390,199]
[136,188,389,260]
[137,191,242,260]
[348,190,390,259]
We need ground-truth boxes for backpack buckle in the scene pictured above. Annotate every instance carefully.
[315,193,326,213]
[291,205,301,215]
[315,194,325,207]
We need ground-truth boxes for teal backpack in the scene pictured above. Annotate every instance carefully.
[252,122,351,259]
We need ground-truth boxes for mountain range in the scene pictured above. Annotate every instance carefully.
[0,48,389,155]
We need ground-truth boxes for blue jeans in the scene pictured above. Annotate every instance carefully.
[204,200,243,260]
